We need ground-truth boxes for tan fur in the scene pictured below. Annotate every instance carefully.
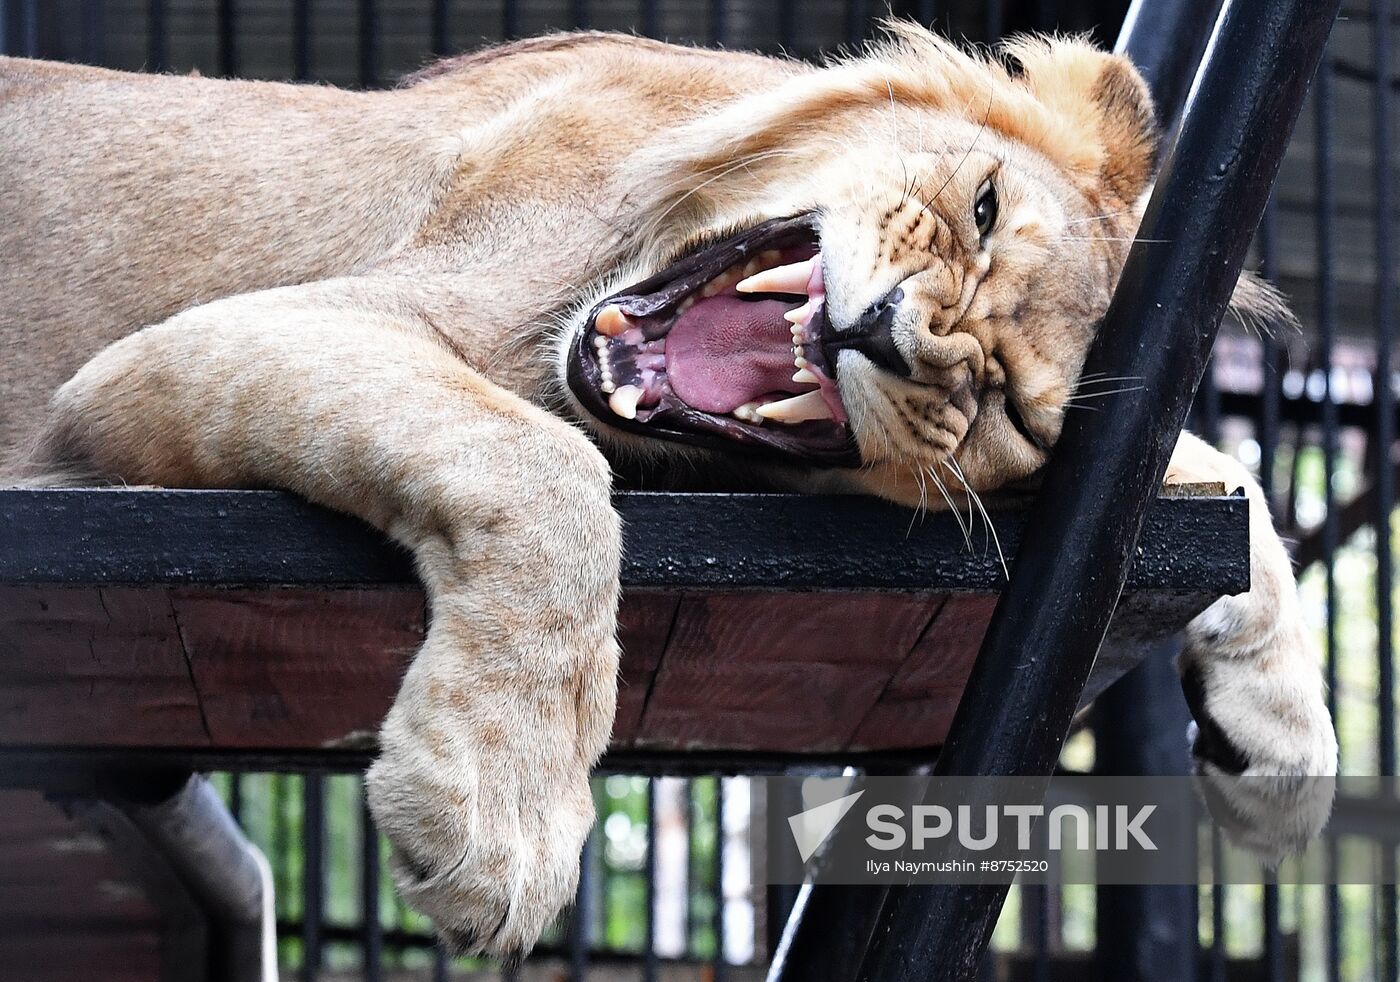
[0,25,1334,957]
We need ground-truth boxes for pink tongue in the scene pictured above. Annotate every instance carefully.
[666,295,808,413]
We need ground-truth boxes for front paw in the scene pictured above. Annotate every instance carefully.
[364,631,619,961]
[366,744,595,963]
[1179,625,1338,859]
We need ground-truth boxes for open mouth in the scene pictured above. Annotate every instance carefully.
[566,215,860,466]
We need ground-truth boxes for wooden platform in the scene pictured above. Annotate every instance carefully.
[0,487,1248,768]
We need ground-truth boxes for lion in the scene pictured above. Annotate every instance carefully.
[0,25,1336,960]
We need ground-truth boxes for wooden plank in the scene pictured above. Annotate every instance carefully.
[612,591,681,747]
[0,587,208,746]
[847,595,997,751]
[170,587,424,749]
[636,593,940,752]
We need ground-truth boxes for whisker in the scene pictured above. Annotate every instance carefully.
[918,87,993,215]
[1064,210,1130,225]
[1066,385,1146,400]
[947,459,1009,580]
[1055,236,1170,244]
[927,466,973,552]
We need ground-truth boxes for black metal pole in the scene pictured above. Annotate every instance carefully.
[1093,645,1197,982]
[852,2,1340,979]
[1114,0,1221,142]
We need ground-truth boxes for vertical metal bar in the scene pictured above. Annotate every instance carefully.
[640,0,660,39]
[501,0,519,41]
[1375,5,1398,982]
[1259,199,1283,509]
[709,0,725,45]
[1115,0,1228,141]
[1094,649,1198,982]
[228,772,243,825]
[147,0,167,71]
[713,777,726,982]
[571,0,589,31]
[358,0,377,89]
[273,775,289,920]
[1262,877,1283,982]
[916,0,937,28]
[844,3,1340,979]
[1316,53,1343,982]
[845,0,868,45]
[431,0,448,57]
[361,790,382,982]
[778,0,797,50]
[432,944,448,982]
[1209,833,1226,982]
[984,0,1003,42]
[644,779,658,982]
[80,0,105,66]
[217,0,236,77]
[303,773,325,981]
[293,0,311,81]
[570,831,594,980]
[19,0,37,57]
[1024,883,1050,982]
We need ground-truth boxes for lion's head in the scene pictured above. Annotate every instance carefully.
[564,25,1159,504]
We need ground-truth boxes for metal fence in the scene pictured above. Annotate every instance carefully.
[4,1,1398,980]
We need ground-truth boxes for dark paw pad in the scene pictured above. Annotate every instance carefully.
[1181,662,1250,774]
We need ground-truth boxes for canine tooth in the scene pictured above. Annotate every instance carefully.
[609,385,643,420]
[792,368,819,384]
[757,390,833,423]
[784,299,819,326]
[736,257,817,295]
[596,305,630,337]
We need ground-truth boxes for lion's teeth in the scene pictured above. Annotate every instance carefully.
[733,401,763,424]
[784,299,818,325]
[736,257,817,295]
[596,305,630,337]
[756,390,833,422]
[792,368,819,384]
[677,296,696,314]
[608,385,643,420]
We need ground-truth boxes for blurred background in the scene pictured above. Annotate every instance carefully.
[1,1,1396,980]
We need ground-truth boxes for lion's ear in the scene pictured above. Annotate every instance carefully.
[1007,40,1159,205]
[1086,55,1159,204]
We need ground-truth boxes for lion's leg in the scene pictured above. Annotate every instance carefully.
[1166,430,1337,853]
[34,282,621,958]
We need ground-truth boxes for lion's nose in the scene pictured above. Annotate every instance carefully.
[823,285,912,377]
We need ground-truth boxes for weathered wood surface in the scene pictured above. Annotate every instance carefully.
[0,489,1248,758]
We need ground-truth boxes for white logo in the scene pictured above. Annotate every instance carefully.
[787,790,866,862]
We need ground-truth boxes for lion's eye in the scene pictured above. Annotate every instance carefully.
[974,180,998,239]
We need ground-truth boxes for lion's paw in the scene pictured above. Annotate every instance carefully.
[1180,644,1338,861]
[365,742,594,962]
